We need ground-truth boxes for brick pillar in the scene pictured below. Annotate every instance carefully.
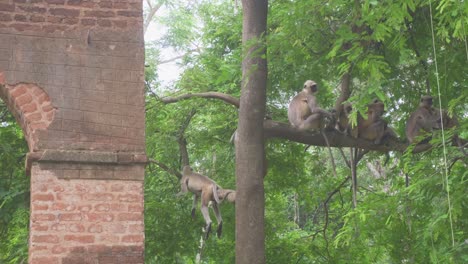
[29,151,146,264]
[0,1,146,263]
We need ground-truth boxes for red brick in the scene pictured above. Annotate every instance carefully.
[17,6,46,14]
[33,204,49,211]
[46,0,66,4]
[118,194,141,202]
[84,10,115,18]
[12,23,41,32]
[88,224,103,233]
[117,10,140,17]
[32,223,49,231]
[52,202,75,211]
[30,256,59,264]
[0,4,15,12]
[81,18,96,26]
[98,1,112,8]
[87,213,114,222]
[117,213,142,221]
[51,245,67,254]
[30,15,45,22]
[59,213,82,221]
[0,13,12,22]
[113,20,127,28]
[25,112,42,122]
[87,193,114,201]
[50,8,80,17]
[30,122,48,130]
[121,234,144,243]
[64,17,79,25]
[43,25,69,33]
[104,223,126,234]
[32,235,59,243]
[67,0,95,8]
[128,224,144,233]
[128,204,143,212]
[110,184,124,192]
[110,203,126,211]
[95,203,110,212]
[64,234,95,243]
[21,102,38,113]
[77,204,92,212]
[69,223,85,232]
[32,213,56,221]
[10,85,27,97]
[99,234,119,243]
[114,2,128,9]
[50,223,67,231]
[97,19,112,27]
[33,193,54,201]
[14,14,27,22]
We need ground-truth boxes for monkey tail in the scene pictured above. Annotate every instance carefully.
[213,185,220,204]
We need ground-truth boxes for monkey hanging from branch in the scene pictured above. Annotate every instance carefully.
[177,165,235,239]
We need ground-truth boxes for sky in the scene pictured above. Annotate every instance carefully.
[144,7,183,87]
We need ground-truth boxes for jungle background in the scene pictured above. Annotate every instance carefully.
[1,0,467,263]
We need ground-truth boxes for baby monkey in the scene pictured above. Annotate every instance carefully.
[177,165,223,239]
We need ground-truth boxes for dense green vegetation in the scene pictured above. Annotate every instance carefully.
[1,0,467,263]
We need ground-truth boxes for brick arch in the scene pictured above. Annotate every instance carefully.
[0,72,56,151]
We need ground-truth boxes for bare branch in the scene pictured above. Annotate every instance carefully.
[161,92,240,108]
[177,109,197,168]
[144,1,163,34]
[159,48,200,64]
[149,159,182,179]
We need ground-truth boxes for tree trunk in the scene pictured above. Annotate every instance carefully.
[236,1,268,264]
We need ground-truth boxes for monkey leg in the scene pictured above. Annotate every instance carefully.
[200,193,212,239]
[191,194,198,219]
[299,113,322,131]
[212,203,223,238]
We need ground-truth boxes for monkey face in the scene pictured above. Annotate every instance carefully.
[303,80,318,93]
[420,95,433,107]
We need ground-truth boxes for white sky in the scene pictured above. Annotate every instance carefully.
[144,7,183,88]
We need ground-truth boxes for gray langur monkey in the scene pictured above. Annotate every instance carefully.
[217,189,236,203]
[288,80,334,131]
[177,165,223,239]
[405,95,441,144]
[351,99,397,144]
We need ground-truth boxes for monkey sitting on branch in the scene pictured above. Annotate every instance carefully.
[177,165,226,239]
[349,99,397,144]
[288,80,335,131]
[405,95,441,144]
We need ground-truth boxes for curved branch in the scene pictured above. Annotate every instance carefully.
[161,92,240,108]
[149,159,182,179]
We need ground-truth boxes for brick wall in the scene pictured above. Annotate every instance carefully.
[29,164,144,264]
[0,0,145,152]
[0,1,147,263]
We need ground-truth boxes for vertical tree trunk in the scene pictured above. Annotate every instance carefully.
[236,1,268,264]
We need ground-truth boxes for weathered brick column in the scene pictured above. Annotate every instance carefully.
[0,1,146,263]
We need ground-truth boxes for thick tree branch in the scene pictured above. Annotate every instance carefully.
[161,92,240,108]
[159,91,433,153]
[144,0,163,34]
[263,120,431,153]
